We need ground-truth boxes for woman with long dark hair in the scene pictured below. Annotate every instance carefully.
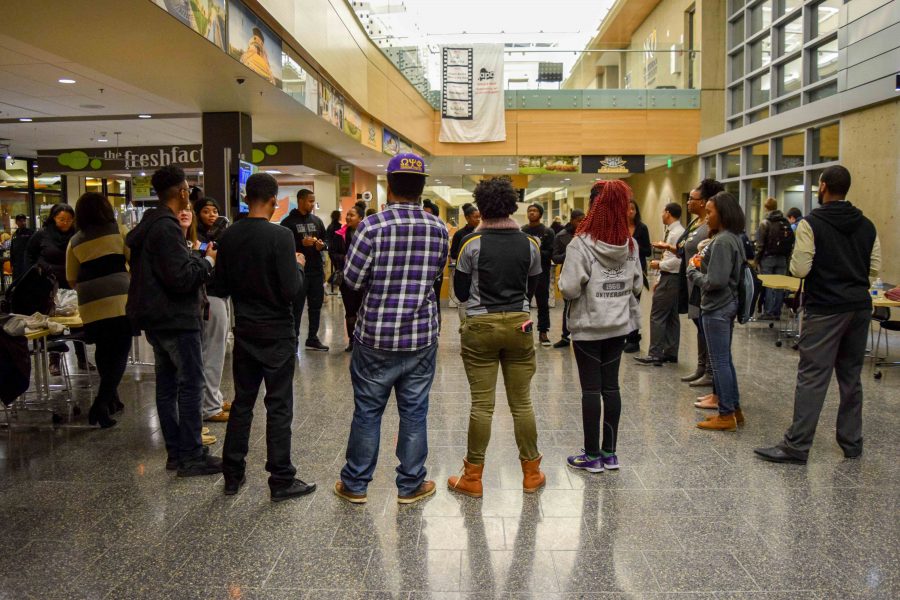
[65,193,131,428]
[334,202,367,352]
[687,191,746,431]
[560,180,643,472]
[623,199,651,353]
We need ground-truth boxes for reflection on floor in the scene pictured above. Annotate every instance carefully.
[1,296,898,599]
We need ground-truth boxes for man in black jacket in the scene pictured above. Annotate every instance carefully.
[9,214,34,281]
[216,173,317,501]
[522,203,555,346]
[126,165,222,477]
[281,189,329,351]
[755,166,881,464]
[550,209,584,348]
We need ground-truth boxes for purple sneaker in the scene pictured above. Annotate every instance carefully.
[567,451,604,473]
[600,454,620,470]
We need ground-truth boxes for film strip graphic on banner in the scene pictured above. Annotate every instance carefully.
[442,47,474,121]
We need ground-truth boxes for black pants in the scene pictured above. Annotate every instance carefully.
[527,270,551,333]
[84,316,132,412]
[692,317,712,376]
[340,283,365,341]
[561,299,570,339]
[223,335,298,489]
[293,270,325,342]
[780,310,869,460]
[573,336,626,455]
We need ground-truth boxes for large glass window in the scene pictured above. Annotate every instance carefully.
[813,0,841,38]
[750,72,770,107]
[776,132,805,169]
[808,81,837,101]
[779,15,803,55]
[731,83,745,114]
[731,14,746,47]
[775,94,801,113]
[750,142,769,173]
[749,106,770,122]
[777,57,802,96]
[750,1,773,34]
[731,50,745,81]
[750,35,772,70]
[726,150,742,178]
[749,177,770,234]
[775,173,805,216]
[811,38,838,83]
[777,0,802,17]
[811,122,839,163]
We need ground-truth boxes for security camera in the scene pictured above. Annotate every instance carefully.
[235,77,246,85]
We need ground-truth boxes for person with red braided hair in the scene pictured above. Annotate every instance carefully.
[559,179,643,473]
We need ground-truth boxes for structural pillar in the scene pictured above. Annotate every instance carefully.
[201,112,252,218]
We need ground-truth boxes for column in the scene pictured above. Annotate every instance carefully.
[201,112,252,218]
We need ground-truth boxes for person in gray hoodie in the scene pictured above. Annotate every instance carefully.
[687,191,747,432]
[559,180,642,473]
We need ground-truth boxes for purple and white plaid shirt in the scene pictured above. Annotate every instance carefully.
[344,203,450,351]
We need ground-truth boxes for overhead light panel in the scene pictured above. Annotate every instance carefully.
[97,138,108,143]
[138,114,152,119]
[58,78,76,84]
[265,170,283,174]
[19,118,32,122]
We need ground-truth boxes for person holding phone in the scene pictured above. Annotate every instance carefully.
[448,177,545,498]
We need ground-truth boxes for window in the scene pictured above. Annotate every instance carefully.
[749,142,769,173]
[811,38,838,83]
[731,14,746,47]
[778,15,802,55]
[813,0,841,38]
[777,0,802,17]
[808,81,837,101]
[731,83,745,114]
[731,50,745,81]
[775,94,801,113]
[731,0,746,14]
[775,132,804,169]
[810,122,839,163]
[749,106,770,122]
[704,155,719,177]
[750,71,770,107]
[750,35,772,70]
[749,177,770,234]
[777,57,802,96]
[775,173,805,216]
[726,149,742,178]
[750,0,773,34]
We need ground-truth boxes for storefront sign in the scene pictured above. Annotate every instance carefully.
[37,145,204,172]
[581,155,645,174]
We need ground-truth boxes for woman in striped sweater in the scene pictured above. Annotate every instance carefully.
[66,193,132,428]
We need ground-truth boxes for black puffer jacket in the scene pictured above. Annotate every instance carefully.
[25,223,74,289]
[125,207,214,332]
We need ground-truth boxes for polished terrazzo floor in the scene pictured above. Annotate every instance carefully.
[1,295,898,600]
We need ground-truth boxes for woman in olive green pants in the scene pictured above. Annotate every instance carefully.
[449,178,546,497]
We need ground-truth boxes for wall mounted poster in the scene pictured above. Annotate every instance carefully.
[581,155,646,174]
[319,81,344,130]
[227,0,282,86]
[382,128,400,156]
[361,115,383,153]
[343,104,363,142]
[518,156,580,175]
[153,0,227,49]
[439,44,506,143]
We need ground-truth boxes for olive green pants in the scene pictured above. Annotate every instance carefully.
[460,312,540,464]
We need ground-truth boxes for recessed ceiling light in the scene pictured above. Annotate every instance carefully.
[19,118,32,122]
[198,171,203,175]
[377,164,384,167]
[138,114,152,119]
[265,170,282,174]
[464,163,472,167]
[58,78,76,84]
[140,171,146,176]
[97,138,108,143]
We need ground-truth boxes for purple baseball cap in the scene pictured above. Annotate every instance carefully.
[387,153,429,176]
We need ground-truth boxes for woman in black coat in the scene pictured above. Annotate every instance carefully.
[333,202,367,352]
[624,199,651,353]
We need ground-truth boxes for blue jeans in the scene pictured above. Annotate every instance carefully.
[341,342,437,495]
[146,329,204,465]
[701,299,740,415]
[759,255,788,316]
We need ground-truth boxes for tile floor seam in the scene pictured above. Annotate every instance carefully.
[639,548,665,592]
[728,548,763,592]
[259,546,285,589]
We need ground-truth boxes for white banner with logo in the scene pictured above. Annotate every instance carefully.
[439,44,506,143]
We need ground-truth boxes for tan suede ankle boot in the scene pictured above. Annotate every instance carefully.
[448,458,484,498]
[521,455,546,493]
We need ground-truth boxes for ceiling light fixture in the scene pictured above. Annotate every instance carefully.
[138,114,152,119]
[19,118,32,122]
[58,78,76,84]
[97,138,108,143]
[265,170,283,174]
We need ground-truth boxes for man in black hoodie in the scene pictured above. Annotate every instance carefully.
[281,189,329,351]
[550,209,585,348]
[9,214,34,282]
[126,165,222,476]
[522,203,555,346]
[755,166,881,464]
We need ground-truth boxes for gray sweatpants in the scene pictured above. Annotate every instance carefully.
[648,272,681,358]
[200,296,230,418]
[780,309,869,459]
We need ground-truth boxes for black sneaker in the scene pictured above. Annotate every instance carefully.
[165,456,178,471]
[633,355,664,366]
[271,479,317,502]
[552,338,571,348]
[622,342,641,354]
[177,453,223,477]
[305,339,330,352]
[224,475,246,496]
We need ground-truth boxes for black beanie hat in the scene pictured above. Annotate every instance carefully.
[193,197,220,215]
[529,203,544,216]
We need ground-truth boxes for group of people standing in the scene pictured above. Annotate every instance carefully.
[8,154,882,506]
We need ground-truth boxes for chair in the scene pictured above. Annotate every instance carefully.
[872,306,900,379]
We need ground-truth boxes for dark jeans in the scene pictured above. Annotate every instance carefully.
[340,342,437,495]
[692,317,712,376]
[146,329,204,465]
[573,336,626,455]
[780,309,869,460]
[759,255,788,316]
[702,299,740,415]
[84,316,132,412]
[294,269,325,342]
[527,270,551,333]
[223,335,298,489]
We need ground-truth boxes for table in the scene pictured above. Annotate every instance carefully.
[871,295,900,378]
[757,274,803,347]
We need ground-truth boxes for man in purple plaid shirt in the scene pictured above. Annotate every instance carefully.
[335,153,449,506]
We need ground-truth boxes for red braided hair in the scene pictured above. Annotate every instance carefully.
[576,179,634,251]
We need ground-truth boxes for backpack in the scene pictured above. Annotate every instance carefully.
[1,264,58,316]
[737,259,761,325]
[764,217,794,257]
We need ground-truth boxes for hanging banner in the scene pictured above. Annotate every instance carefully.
[581,155,646,175]
[227,0,283,86]
[153,0,227,50]
[439,44,506,143]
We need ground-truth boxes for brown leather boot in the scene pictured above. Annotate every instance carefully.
[696,413,738,431]
[521,455,546,493]
[735,408,745,426]
[448,459,484,498]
